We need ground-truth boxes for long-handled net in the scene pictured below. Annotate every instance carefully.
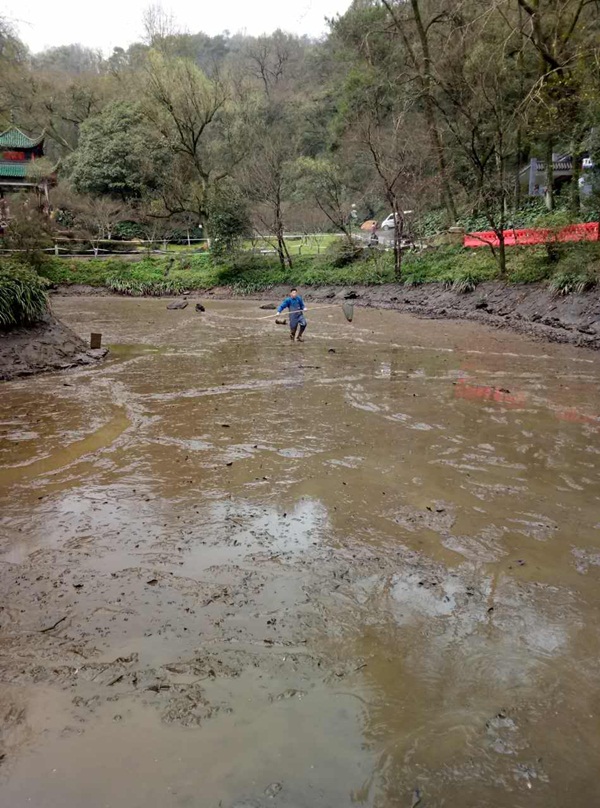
[257,303,355,322]
[342,302,354,322]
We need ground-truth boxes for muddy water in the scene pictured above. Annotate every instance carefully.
[1,297,599,807]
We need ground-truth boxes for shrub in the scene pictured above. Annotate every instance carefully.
[452,268,480,293]
[0,262,49,329]
[549,269,597,296]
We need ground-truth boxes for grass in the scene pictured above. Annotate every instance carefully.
[241,234,342,256]
[34,241,600,297]
[0,262,49,329]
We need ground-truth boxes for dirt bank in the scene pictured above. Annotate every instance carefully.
[0,313,108,381]
[55,281,600,350]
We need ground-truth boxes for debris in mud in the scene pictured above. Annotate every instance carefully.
[264,782,283,798]
[195,303,206,312]
[40,615,68,633]
[260,303,277,310]
[268,689,306,702]
[274,317,287,325]
[328,348,336,353]
[411,788,422,808]
[166,300,188,310]
[344,291,358,299]
[146,578,159,586]
[392,502,455,534]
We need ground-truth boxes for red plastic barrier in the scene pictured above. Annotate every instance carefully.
[464,222,600,248]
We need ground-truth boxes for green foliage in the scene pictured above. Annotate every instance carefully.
[208,187,252,261]
[324,239,364,267]
[546,242,600,295]
[65,101,171,199]
[0,262,49,329]
[1,197,55,270]
[549,268,598,296]
[113,221,149,240]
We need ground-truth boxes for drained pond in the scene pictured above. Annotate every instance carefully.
[1,297,599,807]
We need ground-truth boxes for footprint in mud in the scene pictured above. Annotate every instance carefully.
[391,502,456,534]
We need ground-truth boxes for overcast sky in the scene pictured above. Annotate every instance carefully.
[8,0,352,54]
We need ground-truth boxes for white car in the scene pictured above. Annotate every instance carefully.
[381,213,397,230]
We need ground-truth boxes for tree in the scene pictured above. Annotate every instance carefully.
[514,0,600,211]
[1,195,55,269]
[142,4,180,50]
[141,52,243,234]
[379,0,457,223]
[431,3,527,275]
[54,183,130,254]
[208,184,252,261]
[65,101,171,199]
[32,45,105,75]
[294,156,357,246]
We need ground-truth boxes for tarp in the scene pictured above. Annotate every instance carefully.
[463,221,600,248]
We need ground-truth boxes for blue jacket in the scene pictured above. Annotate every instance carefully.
[278,295,305,313]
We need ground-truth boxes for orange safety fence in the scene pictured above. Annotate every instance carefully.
[463,221,600,248]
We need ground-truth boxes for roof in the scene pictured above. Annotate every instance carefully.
[0,162,28,177]
[0,127,44,149]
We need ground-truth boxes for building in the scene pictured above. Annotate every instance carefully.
[522,153,596,201]
[0,126,54,227]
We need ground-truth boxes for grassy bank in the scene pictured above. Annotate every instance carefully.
[0,263,49,329]
[30,241,600,297]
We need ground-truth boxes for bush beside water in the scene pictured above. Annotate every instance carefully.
[0,263,49,329]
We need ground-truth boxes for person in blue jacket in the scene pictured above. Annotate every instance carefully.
[277,288,307,341]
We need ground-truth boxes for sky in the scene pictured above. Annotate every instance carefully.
[7,0,352,54]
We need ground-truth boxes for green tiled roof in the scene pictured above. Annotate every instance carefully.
[0,127,44,149]
[0,162,28,177]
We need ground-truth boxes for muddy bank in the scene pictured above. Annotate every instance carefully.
[55,281,600,350]
[0,313,107,381]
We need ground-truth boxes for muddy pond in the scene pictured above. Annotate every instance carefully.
[1,297,599,807]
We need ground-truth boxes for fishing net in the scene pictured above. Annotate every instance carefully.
[342,302,354,322]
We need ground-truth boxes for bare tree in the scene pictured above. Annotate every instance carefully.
[141,52,244,234]
[142,4,179,50]
[380,0,457,224]
[54,184,130,255]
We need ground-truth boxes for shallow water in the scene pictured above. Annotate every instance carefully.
[1,297,599,807]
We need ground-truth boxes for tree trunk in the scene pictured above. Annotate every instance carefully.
[545,137,554,211]
[570,145,581,216]
[274,188,292,270]
[514,127,523,210]
[409,0,456,224]
[393,204,403,281]
[497,232,506,276]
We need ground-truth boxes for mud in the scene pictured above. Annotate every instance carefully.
[208,283,600,351]
[1,297,599,807]
[0,313,107,381]
[55,280,600,350]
